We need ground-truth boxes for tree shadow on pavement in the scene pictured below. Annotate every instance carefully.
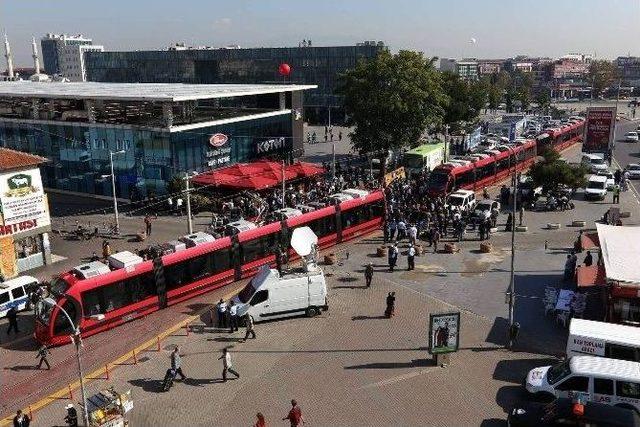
[0,335,40,353]
[344,358,434,370]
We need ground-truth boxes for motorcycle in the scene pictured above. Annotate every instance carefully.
[558,196,575,211]
[545,196,558,211]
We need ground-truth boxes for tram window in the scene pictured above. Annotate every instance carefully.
[242,235,274,264]
[101,281,132,312]
[0,291,9,305]
[496,157,510,172]
[82,289,102,316]
[189,254,212,281]
[53,299,78,335]
[213,248,231,273]
[308,215,335,237]
[137,273,157,301]
[165,263,188,290]
[456,170,474,187]
[371,201,384,217]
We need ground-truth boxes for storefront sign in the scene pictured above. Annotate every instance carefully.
[0,169,46,225]
[256,137,285,154]
[383,167,406,187]
[0,219,39,236]
[583,106,616,153]
[428,312,461,354]
[568,335,605,356]
[209,133,228,148]
[205,146,232,167]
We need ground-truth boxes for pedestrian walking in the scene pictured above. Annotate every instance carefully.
[218,347,240,382]
[388,243,398,272]
[6,307,18,335]
[407,244,416,271]
[102,240,111,260]
[36,345,51,370]
[216,299,227,328]
[64,404,78,427]
[338,131,343,141]
[228,302,239,333]
[384,292,396,318]
[144,215,152,235]
[505,212,513,232]
[613,185,620,204]
[254,412,266,427]
[241,314,256,342]
[433,229,440,253]
[13,409,30,427]
[364,262,373,288]
[170,345,186,381]
[408,223,418,245]
[283,400,305,427]
[518,205,524,226]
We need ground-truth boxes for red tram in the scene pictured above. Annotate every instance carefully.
[35,192,384,345]
[427,118,585,196]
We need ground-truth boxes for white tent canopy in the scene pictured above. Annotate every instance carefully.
[596,223,640,284]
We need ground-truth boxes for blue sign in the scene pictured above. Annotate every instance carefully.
[466,127,482,151]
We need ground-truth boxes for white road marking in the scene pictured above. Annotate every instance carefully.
[612,157,640,205]
[360,367,437,389]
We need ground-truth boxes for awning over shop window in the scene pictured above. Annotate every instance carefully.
[596,223,640,284]
[576,264,606,288]
[191,160,325,191]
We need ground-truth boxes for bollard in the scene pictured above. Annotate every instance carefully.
[68,384,73,400]
[105,364,110,380]
[156,336,161,351]
[133,349,138,365]
[29,405,33,420]
[185,324,190,336]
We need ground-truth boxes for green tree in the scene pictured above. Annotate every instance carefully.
[337,50,447,176]
[440,72,487,132]
[528,148,588,192]
[535,91,551,113]
[167,175,185,195]
[588,60,619,98]
[487,84,502,111]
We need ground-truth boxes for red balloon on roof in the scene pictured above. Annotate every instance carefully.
[278,63,291,76]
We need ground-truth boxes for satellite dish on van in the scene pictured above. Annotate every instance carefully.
[291,226,318,257]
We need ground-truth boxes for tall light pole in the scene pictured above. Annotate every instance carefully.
[444,124,450,162]
[109,150,125,234]
[507,147,518,349]
[43,298,91,427]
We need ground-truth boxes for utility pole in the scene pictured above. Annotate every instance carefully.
[444,124,450,162]
[185,172,193,234]
[507,159,518,349]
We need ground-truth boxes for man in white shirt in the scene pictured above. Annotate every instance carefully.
[407,244,416,271]
[228,302,239,333]
[216,299,227,328]
[408,224,418,245]
[218,347,240,382]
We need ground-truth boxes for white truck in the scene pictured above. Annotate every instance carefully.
[234,227,328,321]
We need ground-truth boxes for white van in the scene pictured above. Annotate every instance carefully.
[446,190,477,212]
[234,265,328,321]
[567,319,640,362]
[0,275,39,318]
[581,153,608,173]
[526,356,640,412]
[584,175,608,200]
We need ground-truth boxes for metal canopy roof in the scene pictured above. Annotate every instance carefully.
[0,81,317,102]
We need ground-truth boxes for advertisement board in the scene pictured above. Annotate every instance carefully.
[583,106,617,153]
[428,312,461,354]
[0,168,47,226]
[383,167,406,187]
[465,126,482,151]
[567,335,605,357]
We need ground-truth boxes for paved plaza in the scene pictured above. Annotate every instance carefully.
[1,126,640,425]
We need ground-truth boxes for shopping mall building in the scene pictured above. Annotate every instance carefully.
[0,81,314,199]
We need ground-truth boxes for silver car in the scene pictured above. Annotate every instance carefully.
[626,164,640,179]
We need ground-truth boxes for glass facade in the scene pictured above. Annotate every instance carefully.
[85,45,386,121]
[0,114,292,199]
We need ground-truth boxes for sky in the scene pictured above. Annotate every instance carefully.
[1,0,638,66]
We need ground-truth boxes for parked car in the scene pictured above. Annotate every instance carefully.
[626,164,640,179]
[445,190,477,213]
[507,398,640,427]
[584,175,608,200]
[581,154,608,173]
[625,131,639,142]
[473,199,500,220]
[597,170,615,190]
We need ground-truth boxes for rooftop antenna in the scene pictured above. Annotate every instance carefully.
[3,31,14,79]
[290,226,319,273]
[31,37,41,74]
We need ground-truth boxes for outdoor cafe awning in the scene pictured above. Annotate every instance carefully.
[191,160,325,191]
[596,223,640,285]
[576,264,607,288]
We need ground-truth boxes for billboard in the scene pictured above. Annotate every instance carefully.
[583,106,616,153]
[428,312,461,354]
[0,168,47,225]
[383,167,406,187]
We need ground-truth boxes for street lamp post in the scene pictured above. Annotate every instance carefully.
[44,298,91,427]
[109,150,126,234]
[507,147,518,349]
[184,172,193,234]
